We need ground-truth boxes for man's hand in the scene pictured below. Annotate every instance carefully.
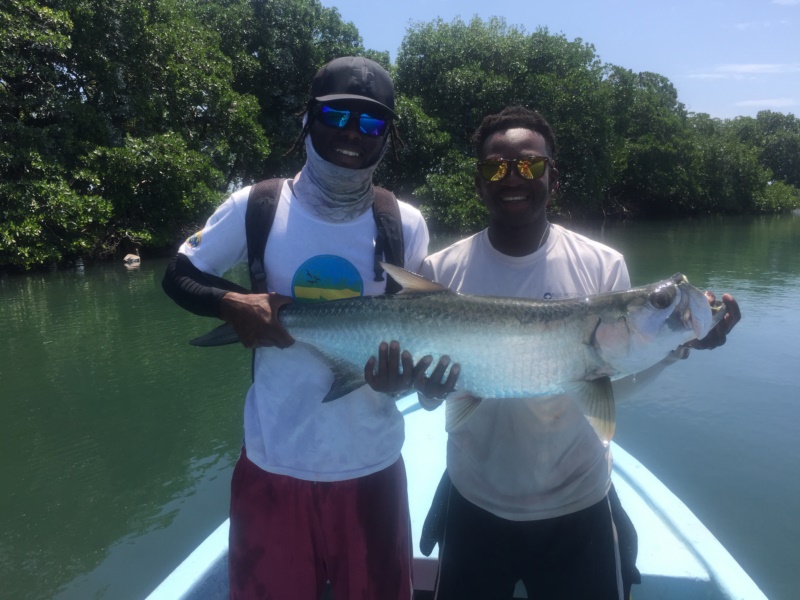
[685,292,741,350]
[219,291,294,349]
[414,353,460,401]
[364,341,459,398]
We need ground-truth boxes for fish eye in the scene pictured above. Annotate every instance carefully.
[649,286,676,310]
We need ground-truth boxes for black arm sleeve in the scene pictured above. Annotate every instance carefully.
[162,253,250,318]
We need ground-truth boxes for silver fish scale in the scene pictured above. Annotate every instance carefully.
[279,292,605,399]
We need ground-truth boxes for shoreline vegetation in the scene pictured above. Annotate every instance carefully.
[3,0,799,274]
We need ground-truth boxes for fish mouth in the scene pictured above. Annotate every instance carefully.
[678,281,723,339]
[708,300,728,329]
[664,275,708,338]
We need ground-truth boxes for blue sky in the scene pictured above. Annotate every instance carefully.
[320,0,800,120]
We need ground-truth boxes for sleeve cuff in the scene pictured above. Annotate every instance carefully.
[417,393,445,411]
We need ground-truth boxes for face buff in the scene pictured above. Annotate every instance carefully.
[292,128,389,223]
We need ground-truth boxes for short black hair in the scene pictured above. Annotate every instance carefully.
[472,106,557,160]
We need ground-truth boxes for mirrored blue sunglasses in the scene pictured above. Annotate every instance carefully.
[316,104,389,137]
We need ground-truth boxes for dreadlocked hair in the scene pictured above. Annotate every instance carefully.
[284,101,315,157]
[386,122,403,161]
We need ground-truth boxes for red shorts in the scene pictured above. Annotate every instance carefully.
[228,449,413,600]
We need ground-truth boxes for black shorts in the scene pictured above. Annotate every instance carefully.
[423,472,639,600]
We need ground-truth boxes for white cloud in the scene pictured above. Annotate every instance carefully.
[718,63,800,74]
[733,98,797,108]
[690,64,800,79]
[734,21,772,30]
[689,73,732,80]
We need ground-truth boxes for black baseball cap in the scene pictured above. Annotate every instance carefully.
[309,56,398,119]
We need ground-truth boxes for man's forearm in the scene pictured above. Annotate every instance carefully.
[162,254,249,318]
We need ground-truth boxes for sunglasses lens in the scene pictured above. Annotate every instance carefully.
[479,160,508,182]
[318,105,387,136]
[480,158,547,181]
[319,106,350,128]
[359,114,388,136]
[518,158,546,179]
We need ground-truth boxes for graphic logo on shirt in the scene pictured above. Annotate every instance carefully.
[292,255,363,303]
[186,231,202,248]
[543,290,576,300]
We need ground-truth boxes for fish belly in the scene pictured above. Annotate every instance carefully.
[281,294,594,399]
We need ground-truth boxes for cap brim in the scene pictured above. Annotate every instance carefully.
[314,94,398,120]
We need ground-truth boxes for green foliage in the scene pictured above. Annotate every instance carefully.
[379,99,486,232]
[85,133,225,247]
[416,154,487,233]
[2,0,364,271]
[374,95,453,199]
[396,17,530,145]
[603,68,699,216]
[753,112,800,189]
[0,0,108,270]
[2,2,799,271]
[0,0,75,164]
[727,112,800,187]
[63,0,271,182]
[0,151,112,270]
[755,181,800,213]
[686,117,768,214]
[214,0,366,178]
[393,17,614,226]
[0,0,73,122]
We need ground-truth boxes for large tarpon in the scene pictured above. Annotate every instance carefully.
[191,263,726,441]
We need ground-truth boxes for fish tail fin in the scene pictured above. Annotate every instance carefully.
[190,323,241,346]
[445,393,483,431]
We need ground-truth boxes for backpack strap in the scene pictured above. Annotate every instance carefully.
[243,178,284,385]
[245,178,285,293]
[246,179,404,296]
[372,186,405,294]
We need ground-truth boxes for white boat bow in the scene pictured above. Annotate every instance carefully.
[145,395,766,600]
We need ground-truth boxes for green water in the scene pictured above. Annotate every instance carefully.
[1,214,798,599]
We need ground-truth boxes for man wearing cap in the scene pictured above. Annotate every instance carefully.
[163,56,428,599]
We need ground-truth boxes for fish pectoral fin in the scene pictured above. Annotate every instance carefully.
[190,323,241,347]
[322,376,367,403]
[444,393,483,432]
[565,377,616,444]
[380,262,453,294]
[297,343,367,403]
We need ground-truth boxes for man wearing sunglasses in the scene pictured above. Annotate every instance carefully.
[413,106,741,599]
[163,57,430,599]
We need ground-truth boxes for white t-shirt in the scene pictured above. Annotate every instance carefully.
[180,181,429,481]
[419,225,630,520]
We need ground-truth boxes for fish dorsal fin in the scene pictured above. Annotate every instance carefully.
[380,262,452,294]
[564,377,616,444]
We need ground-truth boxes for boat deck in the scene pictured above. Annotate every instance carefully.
[145,395,766,599]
